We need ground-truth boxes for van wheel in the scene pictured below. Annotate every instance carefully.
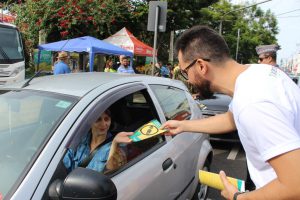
[192,160,210,200]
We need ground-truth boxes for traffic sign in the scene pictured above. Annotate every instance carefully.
[147,1,167,32]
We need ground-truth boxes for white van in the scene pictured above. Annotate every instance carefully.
[0,22,25,86]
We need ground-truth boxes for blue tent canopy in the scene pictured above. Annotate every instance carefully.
[38,36,133,72]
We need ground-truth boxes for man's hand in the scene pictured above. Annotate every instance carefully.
[220,170,239,200]
[161,120,184,136]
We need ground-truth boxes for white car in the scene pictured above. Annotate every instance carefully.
[0,72,212,200]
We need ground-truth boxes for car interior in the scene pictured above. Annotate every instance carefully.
[108,90,164,164]
[60,89,165,176]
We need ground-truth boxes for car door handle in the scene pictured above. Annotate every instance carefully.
[162,158,174,171]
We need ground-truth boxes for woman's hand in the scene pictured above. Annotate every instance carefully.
[113,132,133,144]
[107,132,133,171]
[161,120,184,136]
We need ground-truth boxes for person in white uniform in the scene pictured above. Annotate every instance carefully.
[256,44,280,67]
[161,25,300,200]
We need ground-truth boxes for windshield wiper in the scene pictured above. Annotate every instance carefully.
[21,70,43,88]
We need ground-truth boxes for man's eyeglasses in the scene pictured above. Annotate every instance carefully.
[180,58,210,80]
[258,55,269,62]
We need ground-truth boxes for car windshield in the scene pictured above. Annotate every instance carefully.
[0,90,77,197]
[0,26,24,64]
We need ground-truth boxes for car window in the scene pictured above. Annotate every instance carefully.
[130,91,147,104]
[150,85,191,120]
[0,90,77,198]
[59,88,165,179]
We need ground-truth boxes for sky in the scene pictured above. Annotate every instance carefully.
[232,0,300,63]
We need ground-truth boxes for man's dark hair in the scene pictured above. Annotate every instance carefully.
[175,25,230,63]
[112,63,119,70]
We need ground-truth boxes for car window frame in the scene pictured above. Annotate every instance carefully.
[72,84,166,173]
[148,84,192,121]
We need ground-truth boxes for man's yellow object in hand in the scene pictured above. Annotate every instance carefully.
[199,170,245,192]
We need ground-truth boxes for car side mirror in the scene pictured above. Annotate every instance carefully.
[49,167,117,200]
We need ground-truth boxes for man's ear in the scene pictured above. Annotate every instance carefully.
[266,56,273,64]
[196,59,208,75]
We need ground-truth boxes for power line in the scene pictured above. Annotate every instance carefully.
[276,8,300,16]
[277,15,300,18]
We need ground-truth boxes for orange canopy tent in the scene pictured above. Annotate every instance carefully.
[104,27,154,57]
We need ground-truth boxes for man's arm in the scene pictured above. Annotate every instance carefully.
[161,111,236,135]
[220,101,300,200]
[228,149,300,200]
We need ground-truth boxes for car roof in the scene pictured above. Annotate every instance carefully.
[3,72,185,97]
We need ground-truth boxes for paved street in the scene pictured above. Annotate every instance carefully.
[207,141,248,200]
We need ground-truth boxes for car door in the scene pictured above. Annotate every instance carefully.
[114,84,206,200]
[32,82,188,200]
[106,85,186,200]
[147,84,207,199]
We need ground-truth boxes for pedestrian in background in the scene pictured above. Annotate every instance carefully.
[172,64,180,80]
[117,56,135,74]
[162,25,300,200]
[53,51,71,75]
[166,63,174,78]
[104,59,116,72]
[153,62,161,76]
[160,63,170,78]
[256,44,280,67]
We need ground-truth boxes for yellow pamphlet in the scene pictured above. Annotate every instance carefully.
[129,119,167,142]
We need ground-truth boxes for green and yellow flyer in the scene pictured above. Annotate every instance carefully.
[129,119,167,142]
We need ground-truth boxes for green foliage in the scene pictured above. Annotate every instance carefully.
[199,0,278,63]
[11,0,131,48]
[126,0,218,63]
[9,0,278,67]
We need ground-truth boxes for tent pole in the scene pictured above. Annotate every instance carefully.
[37,50,41,73]
[89,51,94,72]
[130,56,133,68]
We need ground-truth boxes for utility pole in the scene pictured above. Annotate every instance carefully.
[151,5,160,76]
[235,28,240,61]
[219,0,272,35]
[168,30,174,64]
[147,1,167,75]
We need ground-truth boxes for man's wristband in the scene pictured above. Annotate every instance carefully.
[233,192,244,200]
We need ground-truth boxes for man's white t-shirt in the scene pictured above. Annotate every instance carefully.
[229,64,300,188]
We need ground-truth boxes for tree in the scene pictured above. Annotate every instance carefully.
[125,0,278,64]
[11,0,131,48]
[10,0,131,69]
[199,0,278,63]
[9,0,279,68]
[124,0,218,63]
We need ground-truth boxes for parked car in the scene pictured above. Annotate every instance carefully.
[290,75,300,87]
[0,72,213,200]
[197,93,240,143]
